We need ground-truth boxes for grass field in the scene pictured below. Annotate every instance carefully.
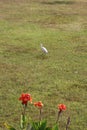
[0,0,87,130]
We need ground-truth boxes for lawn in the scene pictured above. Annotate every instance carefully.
[0,0,87,130]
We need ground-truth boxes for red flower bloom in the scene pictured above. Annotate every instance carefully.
[34,101,43,109]
[58,104,66,111]
[19,93,32,105]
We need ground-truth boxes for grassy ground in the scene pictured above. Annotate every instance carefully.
[0,0,87,130]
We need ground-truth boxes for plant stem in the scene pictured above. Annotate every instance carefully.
[56,110,61,123]
[23,105,26,116]
[66,117,70,130]
[39,109,42,121]
[21,105,27,129]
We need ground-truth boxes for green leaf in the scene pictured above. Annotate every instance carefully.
[4,123,16,130]
[30,120,47,130]
[20,114,27,129]
[52,124,59,130]
[31,121,40,130]
[39,120,47,130]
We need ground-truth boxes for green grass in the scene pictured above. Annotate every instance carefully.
[0,0,87,130]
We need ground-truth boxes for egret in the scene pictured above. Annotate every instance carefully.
[41,44,48,54]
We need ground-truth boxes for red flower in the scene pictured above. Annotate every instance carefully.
[19,93,32,105]
[58,104,66,111]
[34,101,43,109]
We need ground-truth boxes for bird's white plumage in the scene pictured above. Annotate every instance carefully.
[41,44,48,54]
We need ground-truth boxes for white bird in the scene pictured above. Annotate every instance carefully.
[41,44,48,54]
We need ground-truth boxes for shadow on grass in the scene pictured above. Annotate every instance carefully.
[36,54,49,60]
[41,1,75,5]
